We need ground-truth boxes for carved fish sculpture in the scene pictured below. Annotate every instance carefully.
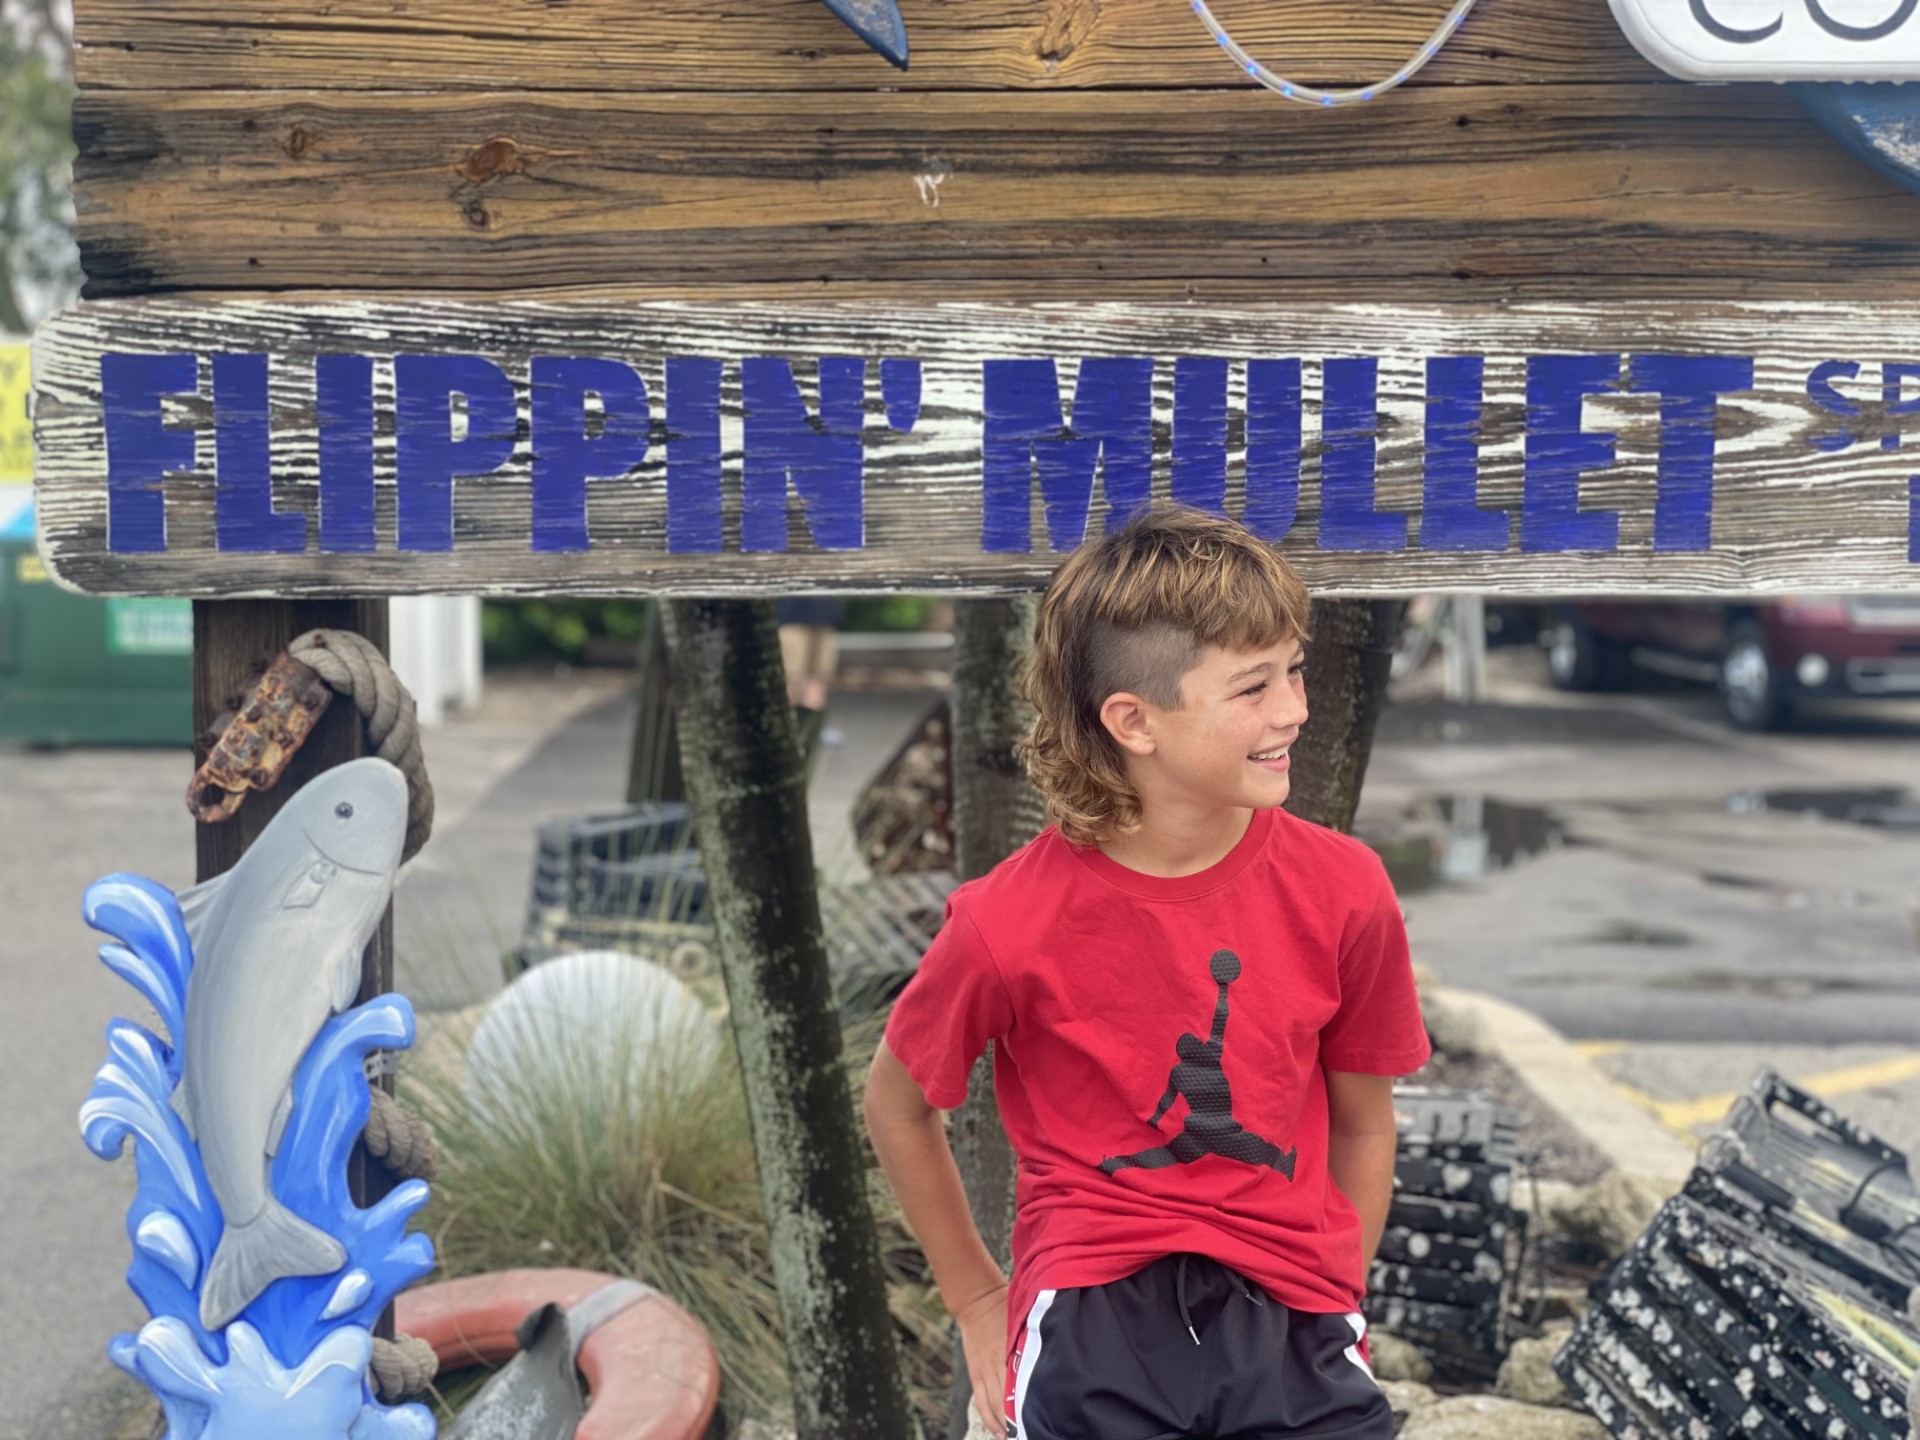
[820,0,910,68]
[172,758,409,1332]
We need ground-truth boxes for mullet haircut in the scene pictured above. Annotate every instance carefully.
[1018,503,1311,847]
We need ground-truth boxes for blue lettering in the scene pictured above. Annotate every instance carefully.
[101,353,196,555]
[1171,357,1230,515]
[1806,359,1863,454]
[665,357,724,555]
[741,357,865,552]
[1523,354,1621,553]
[1245,359,1302,543]
[1421,356,1506,552]
[1883,361,1920,453]
[394,355,516,553]
[210,354,304,554]
[981,357,1154,553]
[1632,354,1754,553]
[317,354,375,554]
[529,357,650,554]
[1320,357,1407,551]
[881,358,922,432]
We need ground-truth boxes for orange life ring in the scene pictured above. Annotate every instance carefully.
[396,1267,720,1440]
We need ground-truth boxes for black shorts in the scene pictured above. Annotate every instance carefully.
[1005,1254,1394,1440]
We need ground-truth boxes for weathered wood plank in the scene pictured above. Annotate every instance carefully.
[72,85,1920,298]
[73,0,1656,93]
[32,297,1920,597]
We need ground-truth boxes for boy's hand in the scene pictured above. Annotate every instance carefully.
[954,1280,1010,1435]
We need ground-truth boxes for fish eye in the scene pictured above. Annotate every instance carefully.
[335,802,354,819]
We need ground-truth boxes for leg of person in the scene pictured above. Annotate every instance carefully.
[1007,1261,1206,1440]
[1207,1126,1299,1179]
[778,624,810,707]
[1209,1298,1395,1440]
[1099,1144,1181,1174]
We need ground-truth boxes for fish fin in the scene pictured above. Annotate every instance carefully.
[281,862,333,912]
[174,875,225,952]
[198,1200,346,1333]
[331,947,363,1013]
[170,1073,195,1143]
[265,1086,293,1158]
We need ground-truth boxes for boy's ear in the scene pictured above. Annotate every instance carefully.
[1098,691,1157,756]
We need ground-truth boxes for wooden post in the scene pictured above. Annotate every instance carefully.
[662,596,915,1440]
[1285,599,1406,836]
[191,596,395,1332]
[943,597,1041,1438]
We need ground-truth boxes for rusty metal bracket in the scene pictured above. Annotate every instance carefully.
[188,651,336,822]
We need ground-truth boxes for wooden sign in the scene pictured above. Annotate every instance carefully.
[1611,0,1920,80]
[32,298,1920,597]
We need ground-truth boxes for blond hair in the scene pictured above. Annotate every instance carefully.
[1018,504,1311,847]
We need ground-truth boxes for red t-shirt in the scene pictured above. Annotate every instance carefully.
[883,803,1431,1356]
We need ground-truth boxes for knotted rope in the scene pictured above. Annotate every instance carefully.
[369,1333,440,1403]
[363,1088,439,1183]
[289,628,435,862]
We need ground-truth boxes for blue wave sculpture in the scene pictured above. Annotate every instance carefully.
[79,764,438,1439]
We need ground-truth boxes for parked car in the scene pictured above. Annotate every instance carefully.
[1545,598,1920,730]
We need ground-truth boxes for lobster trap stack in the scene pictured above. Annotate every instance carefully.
[516,804,955,1011]
[1366,1087,1527,1378]
[1555,1070,1920,1439]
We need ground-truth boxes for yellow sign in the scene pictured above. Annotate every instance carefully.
[0,345,28,483]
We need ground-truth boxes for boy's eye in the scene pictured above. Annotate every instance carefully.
[1242,682,1269,697]
[1289,662,1307,677]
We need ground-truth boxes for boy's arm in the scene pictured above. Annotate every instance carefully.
[1324,1069,1400,1273]
[864,1038,1009,1431]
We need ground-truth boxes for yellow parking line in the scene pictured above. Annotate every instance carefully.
[1572,1040,1627,1060]
[1618,1052,1920,1135]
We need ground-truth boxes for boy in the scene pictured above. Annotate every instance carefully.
[864,505,1430,1439]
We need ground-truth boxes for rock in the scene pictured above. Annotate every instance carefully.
[734,1424,796,1440]
[1379,1377,1439,1419]
[1369,1329,1435,1384]
[1398,1394,1610,1439]
[1496,1323,1577,1407]
[1419,987,1488,1058]
[1543,1171,1667,1259]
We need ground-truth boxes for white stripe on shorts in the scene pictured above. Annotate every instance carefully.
[1342,1310,1376,1380]
[1010,1289,1058,1437]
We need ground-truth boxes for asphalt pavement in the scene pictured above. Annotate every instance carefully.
[1363,646,1920,1158]
[4,643,1919,1433]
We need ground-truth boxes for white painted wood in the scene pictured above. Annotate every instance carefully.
[30,296,1920,597]
[1610,0,1920,81]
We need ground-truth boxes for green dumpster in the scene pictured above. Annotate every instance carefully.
[0,496,193,746]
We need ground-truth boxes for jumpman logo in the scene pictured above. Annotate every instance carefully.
[1099,949,1298,1179]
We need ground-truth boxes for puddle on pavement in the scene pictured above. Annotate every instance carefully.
[1363,795,1566,895]
[1725,786,1920,830]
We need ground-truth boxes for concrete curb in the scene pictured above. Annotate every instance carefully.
[1432,985,1697,1193]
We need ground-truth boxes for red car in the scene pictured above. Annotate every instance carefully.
[1545,598,1920,730]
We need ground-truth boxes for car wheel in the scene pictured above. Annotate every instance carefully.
[1547,612,1629,692]
[1720,621,1793,731]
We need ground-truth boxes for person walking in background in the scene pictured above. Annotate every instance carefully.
[777,595,846,744]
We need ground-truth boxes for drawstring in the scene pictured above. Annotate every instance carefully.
[1175,1254,1265,1346]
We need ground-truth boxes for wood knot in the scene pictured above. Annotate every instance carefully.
[1036,0,1100,70]
[283,124,316,159]
[459,136,528,184]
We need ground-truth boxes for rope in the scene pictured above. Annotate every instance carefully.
[369,1333,439,1403]
[289,629,435,862]
[363,1088,439,1183]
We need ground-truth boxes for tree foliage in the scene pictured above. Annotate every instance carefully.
[1,0,79,333]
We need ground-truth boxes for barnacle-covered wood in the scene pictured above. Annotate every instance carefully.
[661,596,916,1440]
